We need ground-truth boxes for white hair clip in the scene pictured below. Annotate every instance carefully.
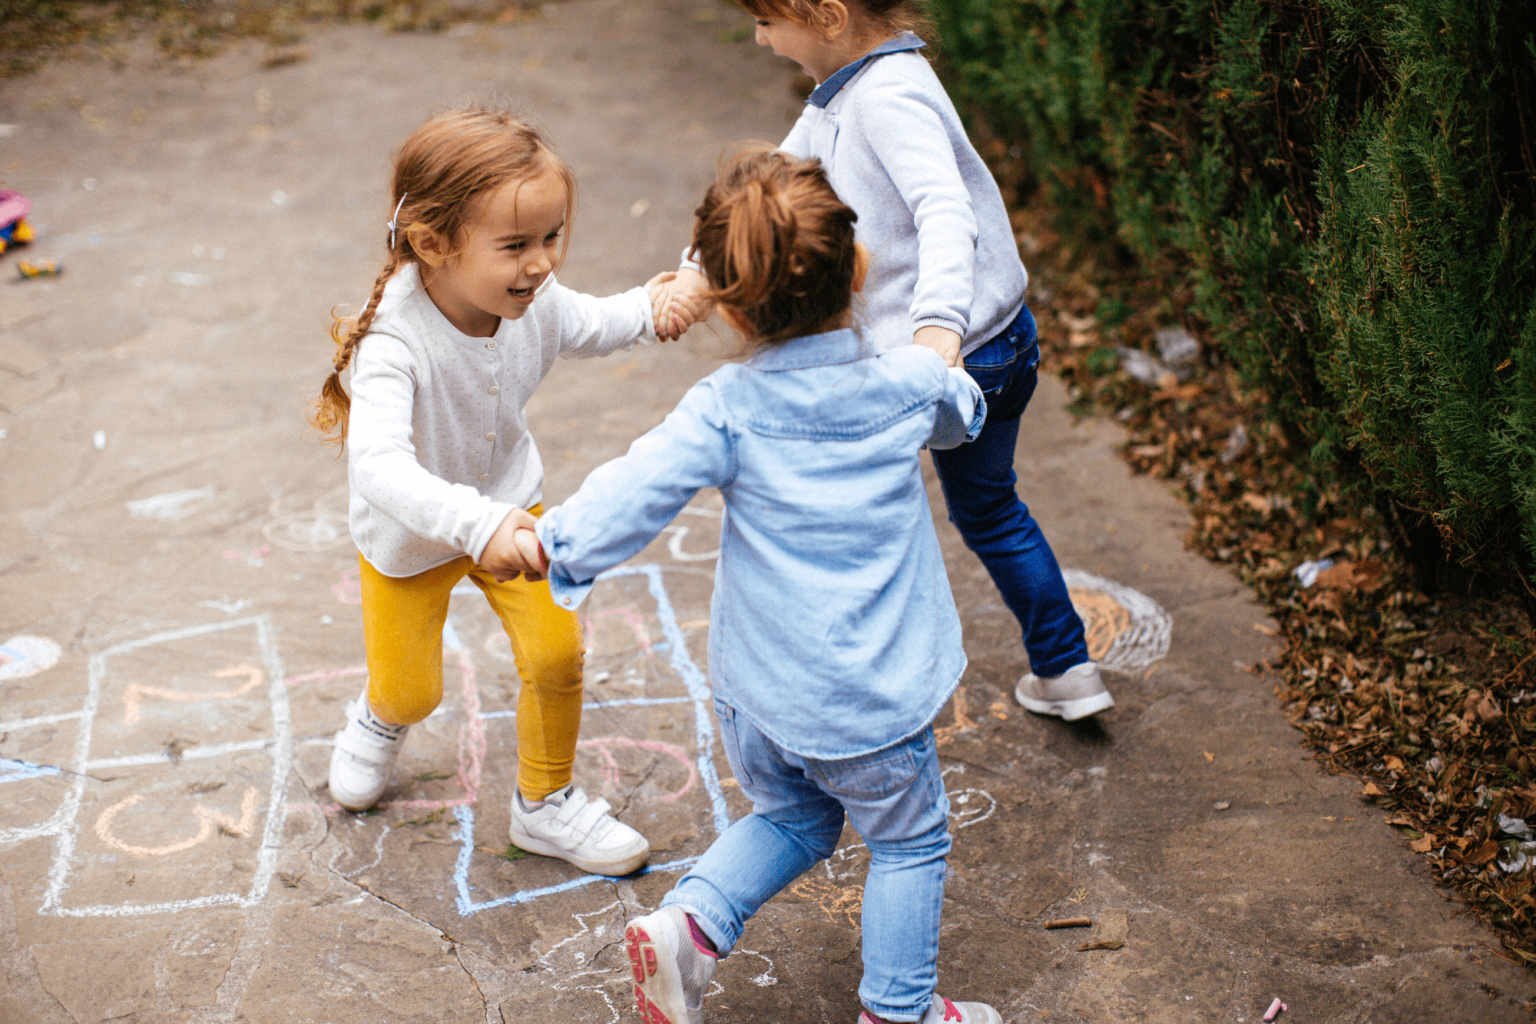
[387,192,408,249]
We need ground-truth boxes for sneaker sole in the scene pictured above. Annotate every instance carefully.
[1014,686,1115,721]
[508,829,649,876]
[625,921,687,1024]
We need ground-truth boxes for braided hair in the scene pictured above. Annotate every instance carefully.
[309,106,575,445]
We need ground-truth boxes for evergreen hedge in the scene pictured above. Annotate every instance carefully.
[930,0,1536,605]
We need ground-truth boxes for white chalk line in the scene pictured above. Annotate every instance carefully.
[0,709,87,731]
[38,615,292,919]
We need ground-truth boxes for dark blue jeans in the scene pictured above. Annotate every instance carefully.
[930,304,1089,679]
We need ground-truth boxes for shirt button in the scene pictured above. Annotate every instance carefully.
[486,341,497,350]
[485,432,496,441]
[562,597,572,606]
[489,386,499,395]
[479,473,489,481]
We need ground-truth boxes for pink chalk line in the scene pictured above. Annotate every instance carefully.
[578,736,696,803]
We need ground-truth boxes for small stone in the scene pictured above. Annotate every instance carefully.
[1214,800,1231,811]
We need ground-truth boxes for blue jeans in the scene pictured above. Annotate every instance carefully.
[665,700,951,1022]
[929,304,1089,679]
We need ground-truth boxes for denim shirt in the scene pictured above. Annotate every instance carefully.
[537,328,985,760]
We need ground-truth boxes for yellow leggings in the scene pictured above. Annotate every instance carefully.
[358,517,584,801]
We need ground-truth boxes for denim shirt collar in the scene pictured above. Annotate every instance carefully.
[806,32,926,109]
[746,327,872,371]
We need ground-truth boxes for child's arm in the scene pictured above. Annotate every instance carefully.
[926,357,986,450]
[914,325,962,367]
[548,278,661,359]
[650,268,713,341]
[534,375,735,610]
[479,508,548,582]
[857,89,979,352]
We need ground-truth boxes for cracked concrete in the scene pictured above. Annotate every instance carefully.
[2,0,1535,1022]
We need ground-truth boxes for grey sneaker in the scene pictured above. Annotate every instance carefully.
[857,995,1003,1024]
[510,784,650,876]
[1015,661,1114,720]
[625,905,716,1024]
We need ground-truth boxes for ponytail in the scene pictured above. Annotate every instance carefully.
[691,148,858,345]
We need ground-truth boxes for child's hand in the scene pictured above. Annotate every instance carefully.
[914,325,963,368]
[648,269,713,341]
[481,509,549,582]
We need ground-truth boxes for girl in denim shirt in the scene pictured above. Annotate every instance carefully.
[657,0,1112,722]
[532,150,998,1024]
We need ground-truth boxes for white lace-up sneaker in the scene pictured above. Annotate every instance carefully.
[328,691,409,812]
[857,995,1002,1024]
[509,784,650,876]
[1014,661,1115,721]
[625,905,715,1024]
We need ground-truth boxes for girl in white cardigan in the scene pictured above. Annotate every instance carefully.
[309,106,678,876]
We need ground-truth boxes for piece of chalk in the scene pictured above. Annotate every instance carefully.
[1262,997,1285,1021]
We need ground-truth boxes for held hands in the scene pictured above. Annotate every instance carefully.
[481,508,550,583]
[914,325,963,368]
[647,268,714,342]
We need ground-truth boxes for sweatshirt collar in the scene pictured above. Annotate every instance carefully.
[806,32,926,109]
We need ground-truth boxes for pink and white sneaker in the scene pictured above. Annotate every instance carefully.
[624,905,715,1024]
[858,995,1003,1024]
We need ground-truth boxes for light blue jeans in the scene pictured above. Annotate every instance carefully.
[663,699,951,1022]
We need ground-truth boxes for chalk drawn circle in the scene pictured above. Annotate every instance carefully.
[0,635,62,681]
[262,510,350,552]
[1061,570,1171,673]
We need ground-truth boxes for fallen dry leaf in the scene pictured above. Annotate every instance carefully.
[1410,836,1434,853]
[1362,781,1386,797]
[1076,940,1125,952]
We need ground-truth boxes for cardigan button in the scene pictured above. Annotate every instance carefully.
[479,473,489,481]
[489,386,499,394]
[486,341,497,350]
[485,432,495,441]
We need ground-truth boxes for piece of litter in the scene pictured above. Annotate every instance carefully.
[83,177,98,191]
[1044,917,1091,929]
[1117,346,1169,386]
[0,125,18,138]
[1154,326,1201,366]
[321,615,333,625]
[17,258,61,278]
[1292,558,1334,588]
[1214,800,1231,811]
[92,430,105,450]
[629,198,650,218]
[1263,997,1287,1021]
[1076,939,1123,951]
[1219,422,1250,463]
[0,429,7,439]
[591,670,611,683]
[272,190,289,206]
[170,271,210,287]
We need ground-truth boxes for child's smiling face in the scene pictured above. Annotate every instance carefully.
[753,16,844,83]
[423,165,568,337]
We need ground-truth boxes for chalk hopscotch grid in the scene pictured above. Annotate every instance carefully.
[452,563,729,915]
[25,616,293,919]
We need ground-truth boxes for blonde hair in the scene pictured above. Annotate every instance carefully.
[310,106,575,445]
[735,0,931,38]
[690,148,859,347]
